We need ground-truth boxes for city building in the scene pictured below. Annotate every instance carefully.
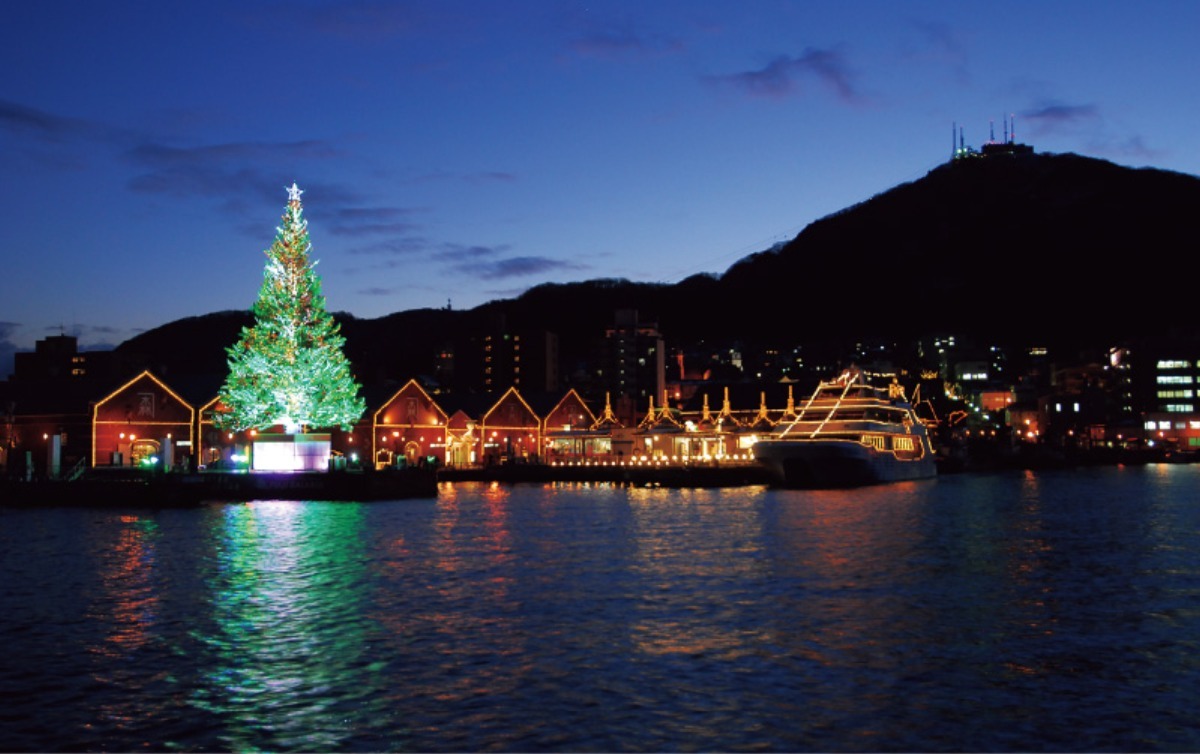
[599,309,665,426]
[10,334,114,385]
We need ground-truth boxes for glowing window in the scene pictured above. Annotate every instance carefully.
[1158,376,1193,384]
[1158,390,1195,399]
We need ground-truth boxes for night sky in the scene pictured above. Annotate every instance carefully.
[3,1,1198,377]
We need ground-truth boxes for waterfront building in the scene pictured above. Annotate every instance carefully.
[479,387,542,464]
[91,370,194,469]
[745,391,777,433]
[634,390,686,461]
[373,379,449,468]
[15,327,1200,475]
[1135,340,1200,452]
[0,386,92,478]
[443,407,481,468]
[678,391,735,461]
[1006,401,1042,443]
[196,397,233,468]
[539,389,612,462]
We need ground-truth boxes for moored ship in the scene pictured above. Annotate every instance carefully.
[752,369,936,488]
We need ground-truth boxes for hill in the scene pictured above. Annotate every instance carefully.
[719,151,1200,348]
[114,150,1200,387]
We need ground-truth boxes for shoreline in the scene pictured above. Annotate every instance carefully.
[1,448,1193,508]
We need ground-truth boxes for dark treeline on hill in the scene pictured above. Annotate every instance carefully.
[721,150,1200,349]
[114,151,1200,390]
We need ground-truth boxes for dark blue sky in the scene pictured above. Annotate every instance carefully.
[3,1,1198,376]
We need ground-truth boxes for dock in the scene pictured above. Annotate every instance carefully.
[437,461,774,488]
[0,467,440,508]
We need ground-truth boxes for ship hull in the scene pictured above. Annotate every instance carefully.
[753,438,936,488]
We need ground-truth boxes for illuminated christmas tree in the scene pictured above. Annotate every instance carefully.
[216,184,365,433]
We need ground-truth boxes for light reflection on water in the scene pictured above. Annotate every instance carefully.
[184,501,386,752]
[1,466,1199,751]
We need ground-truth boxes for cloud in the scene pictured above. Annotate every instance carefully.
[1021,102,1100,131]
[347,236,434,257]
[331,221,420,237]
[126,141,368,241]
[440,244,509,262]
[129,141,341,167]
[1106,135,1162,161]
[328,206,424,237]
[85,325,124,337]
[0,98,130,170]
[1014,101,1160,163]
[336,207,422,221]
[126,141,345,204]
[357,286,395,296]
[0,98,130,145]
[568,19,684,59]
[410,169,517,185]
[287,0,429,41]
[467,171,517,184]
[346,238,586,283]
[0,99,93,141]
[0,98,355,220]
[706,47,861,103]
[461,255,587,281]
[41,323,126,346]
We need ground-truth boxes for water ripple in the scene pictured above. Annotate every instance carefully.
[2,468,1200,750]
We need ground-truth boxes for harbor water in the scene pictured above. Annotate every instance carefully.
[2,465,1200,751]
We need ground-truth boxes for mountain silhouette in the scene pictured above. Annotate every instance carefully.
[114,150,1200,390]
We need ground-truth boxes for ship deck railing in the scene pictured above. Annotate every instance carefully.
[772,418,913,438]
